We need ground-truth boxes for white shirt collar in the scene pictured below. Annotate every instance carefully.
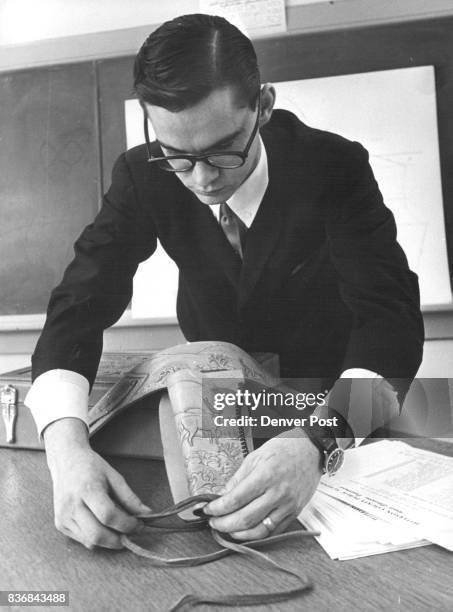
[210,136,268,228]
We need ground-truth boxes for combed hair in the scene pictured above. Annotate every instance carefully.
[134,13,260,111]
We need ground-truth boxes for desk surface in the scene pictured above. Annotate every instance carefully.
[1,439,453,612]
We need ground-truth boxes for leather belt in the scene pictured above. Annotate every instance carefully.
[122,494,320,611]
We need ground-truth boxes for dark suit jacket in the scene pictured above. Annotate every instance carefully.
[32,110,424,391]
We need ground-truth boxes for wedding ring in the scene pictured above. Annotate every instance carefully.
[262,516,275,532]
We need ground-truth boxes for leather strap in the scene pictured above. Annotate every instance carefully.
[122,495,319,611]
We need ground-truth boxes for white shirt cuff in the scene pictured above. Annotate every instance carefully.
[24,369,89,440]
[340,368,381,380]
[339,368,381,446]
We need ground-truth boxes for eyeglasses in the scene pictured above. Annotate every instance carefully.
[144,96,261,172]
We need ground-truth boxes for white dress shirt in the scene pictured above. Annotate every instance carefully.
[25,137,390,441]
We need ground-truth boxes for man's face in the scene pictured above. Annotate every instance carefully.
[144,87,261,205]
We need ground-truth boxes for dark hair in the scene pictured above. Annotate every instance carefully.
[133,13,260,111]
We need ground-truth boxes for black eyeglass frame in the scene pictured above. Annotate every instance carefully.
[143,94,261,172]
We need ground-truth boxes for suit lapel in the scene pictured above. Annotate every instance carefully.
[238,180,282,308]
[189,195,242,290]
[238,130,292,308]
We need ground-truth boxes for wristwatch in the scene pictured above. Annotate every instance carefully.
[304,420,345,476]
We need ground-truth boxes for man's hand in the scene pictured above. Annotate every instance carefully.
[44,418,151,549]
[203,428,322,540]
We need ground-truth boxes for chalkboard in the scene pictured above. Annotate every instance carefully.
[97,56,134,193]
[0,63,99,316]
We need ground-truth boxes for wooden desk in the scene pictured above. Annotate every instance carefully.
[1,440,452,612]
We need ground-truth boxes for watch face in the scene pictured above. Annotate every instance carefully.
[326,447,344,476]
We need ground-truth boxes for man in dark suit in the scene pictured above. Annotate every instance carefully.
[26,14,423,548]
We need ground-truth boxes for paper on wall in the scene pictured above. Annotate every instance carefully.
[199,0,287,37]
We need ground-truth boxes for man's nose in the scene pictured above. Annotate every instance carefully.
[191,160,220,187]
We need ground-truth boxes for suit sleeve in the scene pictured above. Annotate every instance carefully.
[31,153,157,388]
[325,142,424,390]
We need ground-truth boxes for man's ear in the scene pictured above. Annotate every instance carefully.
[259,83,276,127]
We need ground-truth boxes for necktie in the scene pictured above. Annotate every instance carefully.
[219,202,247,259]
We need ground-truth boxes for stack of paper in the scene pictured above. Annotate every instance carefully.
[298,440,453,559]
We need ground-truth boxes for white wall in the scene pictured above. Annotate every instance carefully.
[3,0,453,47]
[419,340,453,377]
[1,1,414,46]
[3,338,453,378]
[0,0,195,45]
[3,0,453,70]
[0,322,186,374]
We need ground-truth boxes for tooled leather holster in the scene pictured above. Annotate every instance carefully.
[88,341,318,611]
